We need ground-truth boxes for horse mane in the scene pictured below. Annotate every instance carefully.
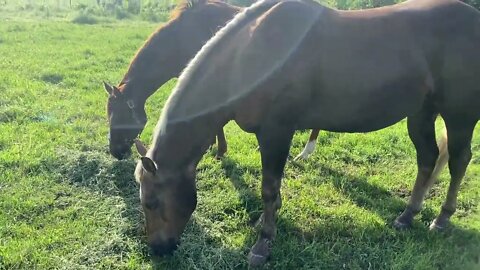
[119,0,231,92]
[170,0,223,20]
[151,0,280,145]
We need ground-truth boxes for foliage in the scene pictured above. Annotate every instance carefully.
[128,0,142,14]
[228,0,255,7]
[114,6,130,19]
[71,10,100,23]
[334,0,401,9]
[4,0,479,23]
[463,0,480,9]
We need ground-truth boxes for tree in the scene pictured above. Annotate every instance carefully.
[127,0,141,14]
[462,0,480,9]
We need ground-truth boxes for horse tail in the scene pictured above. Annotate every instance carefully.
[431,127,449,182]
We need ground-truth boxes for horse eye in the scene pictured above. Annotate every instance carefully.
[144,199,160,210]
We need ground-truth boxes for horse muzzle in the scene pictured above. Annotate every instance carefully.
[149,238,180,256]
[109,144,132,160]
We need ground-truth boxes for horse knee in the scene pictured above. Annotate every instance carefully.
[448,148,471,178]
[417,145,439,169]
[261,184,280,203]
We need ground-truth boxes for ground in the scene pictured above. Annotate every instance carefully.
[0,11,479,270]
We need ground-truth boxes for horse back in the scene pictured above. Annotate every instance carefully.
[292,0,480,131]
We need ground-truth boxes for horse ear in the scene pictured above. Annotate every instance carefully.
[134,139,148,156]
[112,86,122,97]
[141,157,157,175]
[103,81,114,95]
[103,81,122,97]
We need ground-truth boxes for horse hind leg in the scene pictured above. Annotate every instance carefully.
[294,129,320,161]
[429,117,476,230]
[394,110,440,229]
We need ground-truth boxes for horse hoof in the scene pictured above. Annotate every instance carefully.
[215,154,224,160]
[248,238,271,267]
[393,208,416,230]
[293,153,309,161]
[293,155,303,161]
[248,251,268,267]
[393,218,412,230]
[429,219,448,231]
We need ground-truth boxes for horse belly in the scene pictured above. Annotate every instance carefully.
[298,77,429,133]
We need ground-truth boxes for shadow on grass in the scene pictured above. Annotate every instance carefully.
[54,150,145,236]
[316,163,412,224]
[149,217,250,269]
[220,156,263,225]
[48,148,480,269]
[49,148,252,268]
[217,156,480,269]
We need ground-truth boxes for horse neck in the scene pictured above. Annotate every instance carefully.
[120,31,184,104]
[120,76,168,106]
[152,112,227,169]
[120,3,241,105]
[120,50,182,105]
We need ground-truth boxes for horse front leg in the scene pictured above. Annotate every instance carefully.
[248,125,294,267]
[215,128,227,159]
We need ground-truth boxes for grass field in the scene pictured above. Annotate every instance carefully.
[1,8,480,270]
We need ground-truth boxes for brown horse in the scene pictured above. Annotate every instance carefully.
[104,0,241,160]
[134,0,480,266]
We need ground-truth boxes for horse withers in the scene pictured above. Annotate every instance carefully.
[104,0,241,160]
[134,0,480,266]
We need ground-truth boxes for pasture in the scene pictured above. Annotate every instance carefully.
[1,2,480,270]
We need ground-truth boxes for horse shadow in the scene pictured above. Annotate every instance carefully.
[53,148,479,268]
[219,155,480,269]
[52,150,145,239]
[219,154,409,229]
[148,217,250,269]
[219,156,264,225]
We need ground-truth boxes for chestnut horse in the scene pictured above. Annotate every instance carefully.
[104,0,241,160]
[135,0,480,266]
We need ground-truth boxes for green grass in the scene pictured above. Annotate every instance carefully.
[1,13,480,270]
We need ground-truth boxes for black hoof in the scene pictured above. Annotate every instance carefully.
[429,218,449,231]
[393,208,417,230]
[248,238,271,267]
[248,251,268,267]
[393,218,412,230]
